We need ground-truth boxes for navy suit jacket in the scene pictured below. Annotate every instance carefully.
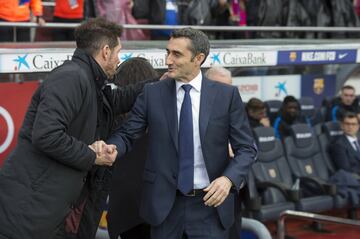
[108,77,257,229]
[330,135,360,175]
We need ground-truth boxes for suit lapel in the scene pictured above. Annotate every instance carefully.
[199,78,218,145]
[344,136,360,160]
[161,79,178,151]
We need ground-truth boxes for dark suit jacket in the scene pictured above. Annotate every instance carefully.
[330,135,360,175]
[108,77,257,229]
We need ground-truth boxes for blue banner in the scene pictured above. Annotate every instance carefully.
[278,49,357,65]
[301,74,336,107]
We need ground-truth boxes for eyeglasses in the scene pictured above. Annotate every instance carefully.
[343,122,359,127]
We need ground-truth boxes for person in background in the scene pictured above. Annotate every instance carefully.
[326,85,359,122]
[246,98,270,128]
[0,0,45,42]
[274,95,306,140]
[330,111,360,176]
[52,0,84,41]
[214,0,248,39]
[107,57,159,239]
[205,66,232,85]
[96,0,149,40]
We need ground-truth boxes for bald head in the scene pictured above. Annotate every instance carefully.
[205,66,232,85]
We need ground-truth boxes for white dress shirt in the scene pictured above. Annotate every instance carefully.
[176,71,210,189]
[346,135,360,151]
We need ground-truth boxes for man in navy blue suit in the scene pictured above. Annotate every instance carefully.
[331,111,360,175]
[107,28,257,239]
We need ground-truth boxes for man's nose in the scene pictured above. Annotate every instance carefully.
[166,55,173,65]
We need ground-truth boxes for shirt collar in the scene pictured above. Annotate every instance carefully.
[346,134,358,144]
[176,71,202,93]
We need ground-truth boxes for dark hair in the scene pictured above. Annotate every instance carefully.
[171,27,210,65]
[340,111,358,122]
[246,98,266,112]
[283,95,299,106]
[74,17,123,56]
[113,57,159,86]
[341,85,355,92]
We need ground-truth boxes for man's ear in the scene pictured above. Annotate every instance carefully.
[101,44,111,61]
[195,53,206,66]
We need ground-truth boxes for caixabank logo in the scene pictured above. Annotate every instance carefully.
[13,54,30,71]
[204,50,277,67]
[120,51,167,69]
[8,53,73,72]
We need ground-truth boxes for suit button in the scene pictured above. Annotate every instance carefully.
[83,176,87,183]
[70,204,74,209]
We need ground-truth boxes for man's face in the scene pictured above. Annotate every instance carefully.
[341,117,359,137]
[340,88,356,106]
[249,108,266,120]
[165,37,202,82]
[284,102,299,118]
[104,38,122,78]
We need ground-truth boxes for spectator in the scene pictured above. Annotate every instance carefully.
[107,57,159,239]
[205,65,232,85]
[326,85,359,122]
[0,0,45,42]
[132,0,221,40]
[97,0,149,40]
[52,0,84,41]
[214,0,248,39]
[246,98,270,128]
[330,111,360,176]
[274,95,306,140]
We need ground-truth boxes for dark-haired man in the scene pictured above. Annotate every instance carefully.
[0,18,143,239]
[330,112,360,175]
[274,95,306,140]
[327,85,359,121]
[107,27,257,239]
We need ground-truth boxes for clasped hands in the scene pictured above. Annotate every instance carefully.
[89,140,118,166]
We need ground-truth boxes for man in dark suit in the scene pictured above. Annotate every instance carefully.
[330,111,360,175]
[107,27,257,239]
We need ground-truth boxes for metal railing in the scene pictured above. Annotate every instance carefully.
[1,22,360,32]
[277,210,360,239]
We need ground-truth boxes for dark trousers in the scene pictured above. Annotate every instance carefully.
[119,223,151,239]
[52,17,83,41]
[151,194,229,239]
[0,19,30,42]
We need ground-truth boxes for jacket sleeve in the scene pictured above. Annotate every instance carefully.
[223,87,258,190]
[31,68,95,171]
[110,78,157,115]
[107,83,149,157]
[30,0,43,16]
[330,140,352,172]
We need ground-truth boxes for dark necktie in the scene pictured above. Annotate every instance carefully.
[177,84,194,194]
[354,140,360,158]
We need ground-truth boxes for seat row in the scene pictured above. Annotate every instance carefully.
[243,122,357,222]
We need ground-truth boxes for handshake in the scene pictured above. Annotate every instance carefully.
[89,140,118,166]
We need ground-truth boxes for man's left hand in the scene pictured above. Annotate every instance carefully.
[203,176,232,207]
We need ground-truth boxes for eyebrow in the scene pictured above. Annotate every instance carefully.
[166,48,183,56]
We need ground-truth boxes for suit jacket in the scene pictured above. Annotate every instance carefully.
[330,135,360,175]
[108,77,257,229]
